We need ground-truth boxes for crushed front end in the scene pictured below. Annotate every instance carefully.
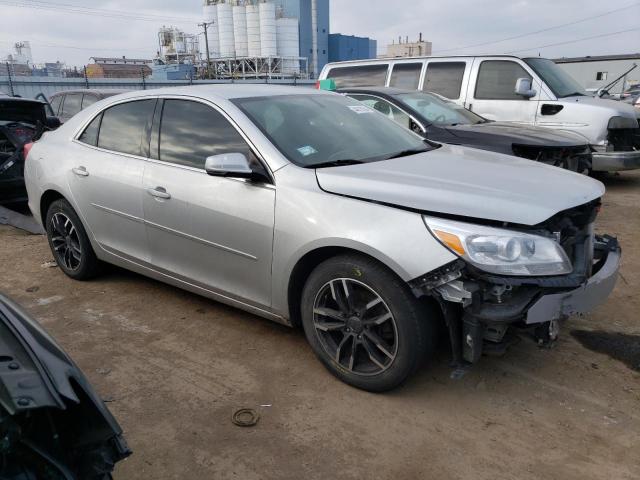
[413,200,621,365]
[512,144,593,173]
[591,116,640,171]
[0,295,131,479]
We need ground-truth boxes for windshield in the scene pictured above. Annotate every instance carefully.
[395,91,485,126]
[233,94,430,168]
[524,58,586,98]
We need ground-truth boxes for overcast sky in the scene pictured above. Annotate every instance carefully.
[0,0,638,67]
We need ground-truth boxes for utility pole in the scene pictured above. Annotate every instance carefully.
[199,21,214,79]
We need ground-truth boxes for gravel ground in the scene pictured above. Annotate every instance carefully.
[0,172,639,480]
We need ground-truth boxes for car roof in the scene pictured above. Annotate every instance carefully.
[109,84,329,103]
[337,86,415,96]
[50,89,131,98]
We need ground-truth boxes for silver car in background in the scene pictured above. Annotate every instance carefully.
[24,85,620,391]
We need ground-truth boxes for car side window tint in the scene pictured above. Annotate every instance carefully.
[78,113,102,146]
[50,96,62,116]
[82,94,98,109]
[159,99,257,169]
[389,63,423,89]
[98,100,156,156]
[349,95,411,130]
[61,94,82,118]
[327,65,388,88]
[423,62,466,99]
[475,60,533,100]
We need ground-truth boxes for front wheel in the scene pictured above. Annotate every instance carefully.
[301,254,437,392]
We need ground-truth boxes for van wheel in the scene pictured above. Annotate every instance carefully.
[301,254,436,392]
[45,199,101,280]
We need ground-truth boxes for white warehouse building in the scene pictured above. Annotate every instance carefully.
[202,0,307,78]
[554,53,640,95]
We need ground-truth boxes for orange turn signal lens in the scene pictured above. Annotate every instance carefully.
[433,230,466,256]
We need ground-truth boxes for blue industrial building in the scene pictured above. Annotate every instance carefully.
[273,0,329,74]
[328,34,377,63]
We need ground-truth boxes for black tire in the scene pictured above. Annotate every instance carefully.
[45,199,101,280]
[301,254,437,392]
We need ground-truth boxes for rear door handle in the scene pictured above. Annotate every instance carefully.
[72,166,89,177]
[147,186,171,200]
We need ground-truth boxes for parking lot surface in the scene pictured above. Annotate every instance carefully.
[0,173,639,480]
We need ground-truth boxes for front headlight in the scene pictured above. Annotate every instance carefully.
[424,216,572,276]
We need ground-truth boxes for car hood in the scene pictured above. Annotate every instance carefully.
[0,98,47,125]
[561,95,639,120]
[445,122,588,147]
[315,144,604,226]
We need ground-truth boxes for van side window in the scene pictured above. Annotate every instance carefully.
[78,113,102,147]
[326,65,388,88]
[389,63,423,89]
[98,100,156,156]
[475,60,533,100]
[158,99,257,170]
[423,62,466,99]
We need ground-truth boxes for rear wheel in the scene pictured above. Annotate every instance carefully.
[45,199,101,280]
[301,254,437,392]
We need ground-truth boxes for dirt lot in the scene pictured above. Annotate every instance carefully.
[1,173,639,480]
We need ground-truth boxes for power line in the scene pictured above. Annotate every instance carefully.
[432,1,640,54]
[0,0,201,24]
[506,27,640,54]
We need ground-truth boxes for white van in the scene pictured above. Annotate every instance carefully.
[319,55,640,172]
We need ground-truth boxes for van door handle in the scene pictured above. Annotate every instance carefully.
[147,186,171,200]
[72,166,89,177]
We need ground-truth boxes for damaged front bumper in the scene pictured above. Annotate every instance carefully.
[592,150,640,172]
[412,234,621,364]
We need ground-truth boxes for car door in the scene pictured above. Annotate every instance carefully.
[69,99,156,262]
[143,98,275,309]
[466,59,541,125]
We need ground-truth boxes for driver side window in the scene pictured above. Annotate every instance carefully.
[348,95,411,130]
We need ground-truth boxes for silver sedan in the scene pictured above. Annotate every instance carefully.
[24,85,620,391]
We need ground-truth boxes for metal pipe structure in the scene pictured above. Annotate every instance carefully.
[311,0,318,77]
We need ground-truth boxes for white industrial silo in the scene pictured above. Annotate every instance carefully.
[233,4,248,58]
[259,1,277,57]
[246,3,261,57]
[276,17,299,74]
[217,1,236,58]
[203,3,220,58]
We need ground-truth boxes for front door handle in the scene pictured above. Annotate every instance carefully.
[72,166,89,177]
[147,186,171,200]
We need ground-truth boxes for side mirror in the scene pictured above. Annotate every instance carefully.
[45,116,61,129]
[205,153,254,179]
[515,78,537,99]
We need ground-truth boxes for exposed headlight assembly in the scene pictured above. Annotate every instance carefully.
[424,216,572,276]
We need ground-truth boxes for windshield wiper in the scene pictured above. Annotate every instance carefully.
[383,147,429,160]
[308,159,365,169]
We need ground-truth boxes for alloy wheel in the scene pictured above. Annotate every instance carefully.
[312,278,398,376]
[50,212,82,271]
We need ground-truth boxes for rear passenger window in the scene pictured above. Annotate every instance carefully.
[50,96,62,115]
[389,63,423,89]
[98,100,156,156]
[78,114,101,146]
[61,94,82,118]
[82,95,98,109]
[158,100,257,169]
[475,60,533,100]
[423,62,466,99]
[327,65,388,88]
